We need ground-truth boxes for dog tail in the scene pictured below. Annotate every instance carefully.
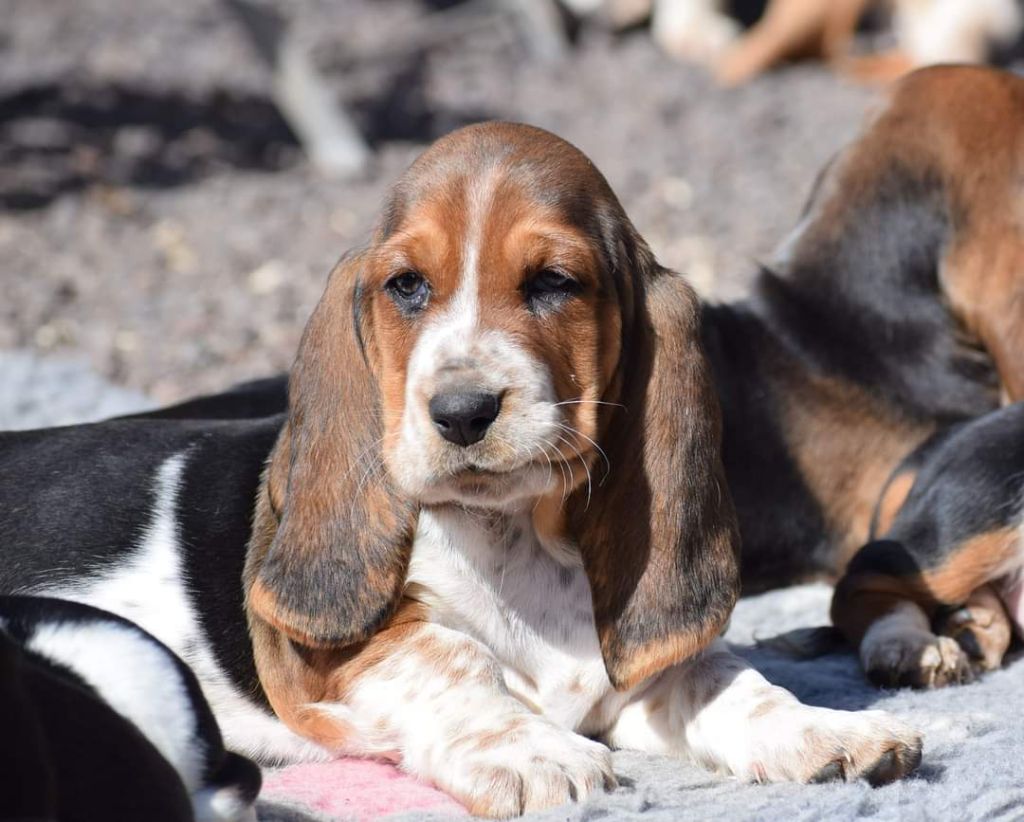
[755,625,848,658]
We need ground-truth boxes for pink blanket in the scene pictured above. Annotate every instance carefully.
[261,759,469,820]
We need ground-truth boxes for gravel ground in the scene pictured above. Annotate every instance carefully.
[0,0,875,403]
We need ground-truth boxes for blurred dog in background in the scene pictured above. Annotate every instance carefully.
[562,0,1023,84]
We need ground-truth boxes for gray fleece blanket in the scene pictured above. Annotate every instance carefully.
[4,350,1022,822]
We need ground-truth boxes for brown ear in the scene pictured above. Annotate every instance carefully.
[244,254,418,649]
[570,267,741,691]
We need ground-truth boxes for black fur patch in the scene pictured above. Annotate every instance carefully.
[0,401,286,706]
[758,162,998,422]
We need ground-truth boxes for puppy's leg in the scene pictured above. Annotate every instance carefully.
[834,535,1020,688]
[266,622,615,819]
[833,404,1024,688]
[607,640,921,785]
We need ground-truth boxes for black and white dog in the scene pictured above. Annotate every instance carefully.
[0,595,261,822]
[0,382,282,818]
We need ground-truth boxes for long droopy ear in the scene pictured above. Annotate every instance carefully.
[245,254,418,649]
[571,266,741,692]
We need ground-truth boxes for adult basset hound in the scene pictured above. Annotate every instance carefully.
[0,123,922,816]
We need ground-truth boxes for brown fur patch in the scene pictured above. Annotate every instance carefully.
[873,469,918,538]
[918,529,1020,603]
[782,375,931,567]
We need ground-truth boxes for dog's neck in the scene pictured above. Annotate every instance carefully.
[425,501,584,569]
[405,503,616,733]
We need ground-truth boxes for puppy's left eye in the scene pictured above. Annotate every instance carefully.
[523,269,581,312]
[385,271,430,312]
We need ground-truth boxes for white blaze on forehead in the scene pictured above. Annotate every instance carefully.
[397,164,508,475]
[448,164,504,337]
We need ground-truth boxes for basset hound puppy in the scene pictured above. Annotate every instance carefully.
[0,123,922,817]
[704,65,1024,688]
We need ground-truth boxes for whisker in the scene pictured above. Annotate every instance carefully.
[496,525,510,600]
[556,422,611,485]
[542,437,572,504]
[556,432,592,511]
[529,436,564,514]
[538,439,555,492]
[552,399,627,411]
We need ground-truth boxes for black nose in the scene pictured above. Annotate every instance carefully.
[428,390,502,447]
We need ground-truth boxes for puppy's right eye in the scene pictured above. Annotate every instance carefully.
[386,271,430,312]
[523,268,582,314]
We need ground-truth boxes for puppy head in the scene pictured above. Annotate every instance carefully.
[246,123,740,688]
[370,123,637,508]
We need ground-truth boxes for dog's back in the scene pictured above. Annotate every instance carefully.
[0,400,327,764]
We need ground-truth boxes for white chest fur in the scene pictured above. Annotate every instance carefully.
[406,505,625,733]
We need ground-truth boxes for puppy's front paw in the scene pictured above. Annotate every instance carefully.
[862,627,974,689]
[740,704,922,787]
[444,716,616,818]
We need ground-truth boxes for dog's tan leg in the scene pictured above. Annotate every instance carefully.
[715,0,871,86]
[606,640,921,785]
[832,572,976,689]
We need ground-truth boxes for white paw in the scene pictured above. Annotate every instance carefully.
[442,715,616,818]
[735,703,922,786]
[862,627,974,689]
[652,2,740,63]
